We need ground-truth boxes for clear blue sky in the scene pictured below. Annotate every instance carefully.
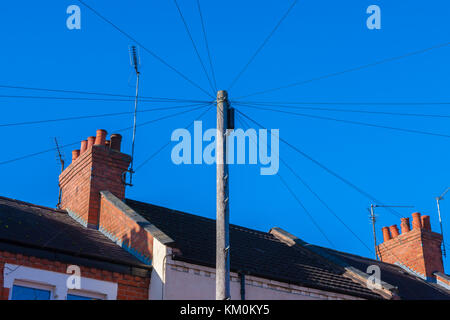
[1,1,450,269]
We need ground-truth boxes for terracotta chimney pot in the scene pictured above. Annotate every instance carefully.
[110,134,122,152]
[400,217,411,234]
[87,136,96,149]
[382,226,392,242]
[72,150,80,162]
[421,215,431,231]
[94,129,107,146]
[412,212,422,230]
[389,225,400,238]
[80,140,88,154]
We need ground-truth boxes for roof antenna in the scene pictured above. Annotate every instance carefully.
[54,137,65,208]
[436,188,449,257]
[126,45,141,187]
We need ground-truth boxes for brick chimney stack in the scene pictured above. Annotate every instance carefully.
[377,212,444,279]
[59,129,131,229]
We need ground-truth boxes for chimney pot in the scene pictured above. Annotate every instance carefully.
[94,129,107,146]
[389,225,400,238]
[400,217,411,233]
[110,134,122,152]
[412,212,422,230]
[421,215,432,231]
[105,140,110,149]
[72,149,80,162]
[382,226,392,242]
[80,140,88,154]
[87,136,96,149]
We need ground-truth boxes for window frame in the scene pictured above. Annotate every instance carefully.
[67,289,106,300]
[10,280,55,300]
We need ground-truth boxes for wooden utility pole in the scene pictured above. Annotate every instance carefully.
[216,90,230,300]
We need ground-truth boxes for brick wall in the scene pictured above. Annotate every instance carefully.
[99,192,154,265]
[0,250,149,300]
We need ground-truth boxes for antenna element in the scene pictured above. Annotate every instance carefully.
[126,45,141,186]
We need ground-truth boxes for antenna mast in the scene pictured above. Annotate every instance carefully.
[128,45,140,186]
[369,204,377,260]
[436,188,449,257]
[54,138,65,208]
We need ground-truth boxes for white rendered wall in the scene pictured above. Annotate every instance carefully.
[149,243,361,300]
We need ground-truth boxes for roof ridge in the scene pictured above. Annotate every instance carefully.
[0,195,65,214]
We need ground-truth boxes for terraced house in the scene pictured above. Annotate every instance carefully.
[1,129,450,300]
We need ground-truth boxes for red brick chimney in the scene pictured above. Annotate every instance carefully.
[377,212,444,279]
[59,129,131,228]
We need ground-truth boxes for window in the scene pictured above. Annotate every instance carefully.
[67,289,105,300]
[11,285,51,300]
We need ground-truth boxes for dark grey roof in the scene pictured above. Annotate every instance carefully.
[0,196,150,276]
[125,198,383,299]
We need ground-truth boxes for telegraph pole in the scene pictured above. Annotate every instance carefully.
[216,90,230,300]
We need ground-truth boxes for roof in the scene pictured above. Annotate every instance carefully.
[126,198,450,300]
[0,196,150,276]
[312,246,450,300]
[126,199,383,299]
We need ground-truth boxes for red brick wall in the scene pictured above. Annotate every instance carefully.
[0,250,149,300]
[99,193,153,264]
[378,228,443,278]
[59,145,131,227]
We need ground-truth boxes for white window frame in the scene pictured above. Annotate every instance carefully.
[4,263,118,300]
[67,289,107,300]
